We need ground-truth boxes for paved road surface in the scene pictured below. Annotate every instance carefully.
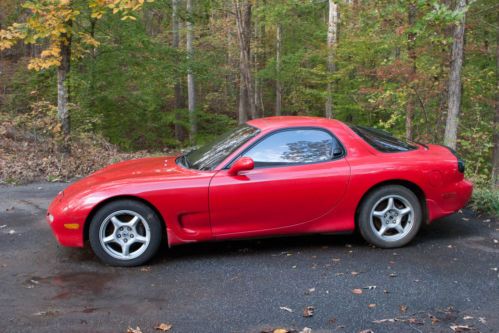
[0,183,498,333]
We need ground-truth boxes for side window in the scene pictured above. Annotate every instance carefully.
[243,129,343,167]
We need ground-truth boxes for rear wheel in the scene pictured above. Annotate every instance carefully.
[358,185,422,248]
[89,200,163,266]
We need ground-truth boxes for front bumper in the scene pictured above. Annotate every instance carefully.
[46,198,85,248]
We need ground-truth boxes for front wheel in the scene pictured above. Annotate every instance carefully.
[89,200,163,266]
[358,185,422,248]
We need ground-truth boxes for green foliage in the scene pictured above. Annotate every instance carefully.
[0,0,497,184]
[470,187,499,218]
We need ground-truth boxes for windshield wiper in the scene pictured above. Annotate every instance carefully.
[182,154,192,168]
[177,154,191,168]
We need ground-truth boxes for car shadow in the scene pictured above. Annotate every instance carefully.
[152,232,364,264]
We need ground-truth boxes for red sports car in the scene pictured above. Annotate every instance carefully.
[47,116,473,266]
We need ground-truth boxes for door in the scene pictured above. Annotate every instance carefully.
[209,128,350,237]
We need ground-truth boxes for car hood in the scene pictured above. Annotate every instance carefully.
[61,156,207,199]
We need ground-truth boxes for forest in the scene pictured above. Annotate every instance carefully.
[0,0,497,214]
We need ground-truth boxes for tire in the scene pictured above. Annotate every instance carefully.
[358,185,422,248]
[89,200,163,266]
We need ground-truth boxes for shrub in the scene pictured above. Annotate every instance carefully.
[469,186,499,218]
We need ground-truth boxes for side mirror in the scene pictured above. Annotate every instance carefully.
[228,157,254,176]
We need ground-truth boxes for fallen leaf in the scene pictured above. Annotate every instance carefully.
[368,304,376,309]
[405,318,422,325]
[358,330,374,333]
[272,329,288,333]
[306,287,315,294]
[373,318,396,323]
[33,310,59,317]
[127,327,143,333]
[299,328,312,333]
[154,323,172,331]
[478,317,486,324]
[463,316,473,320]
[303,306,314,317]
[351,271,360,276]
[450,324,472,332]
[352,288,363,295]
[279,306,293,313]
[399,304,408,313]
[140,267,151,272]
[429,315,440,324]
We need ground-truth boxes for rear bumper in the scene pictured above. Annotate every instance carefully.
[427,179,473,222]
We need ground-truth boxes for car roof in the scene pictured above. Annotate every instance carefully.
[247,116,345,131]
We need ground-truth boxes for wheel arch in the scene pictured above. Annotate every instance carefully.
[84,195,166,242]
[354,179,429,228]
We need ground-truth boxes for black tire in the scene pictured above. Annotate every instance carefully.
[89,200,163,266]
[358,185,422,248]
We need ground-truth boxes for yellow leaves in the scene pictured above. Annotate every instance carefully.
[28,57,61,71]
[40,46,61,59]
[121,15,137,21]
[80,33,100,48]
[3,0,154,69]
[0,24,26,51]
[27,42,61,71]
[91,10,104,19]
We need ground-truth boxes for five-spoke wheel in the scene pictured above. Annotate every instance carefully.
[89,200,163,266]
[358,185,422,248]
[99,210,151,260]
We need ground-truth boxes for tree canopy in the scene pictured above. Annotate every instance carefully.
[0,0,497,187]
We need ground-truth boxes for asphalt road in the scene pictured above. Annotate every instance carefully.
[0,183,498,333]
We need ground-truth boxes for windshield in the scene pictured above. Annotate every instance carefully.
[349,125,417,152]
[180,124,260,170]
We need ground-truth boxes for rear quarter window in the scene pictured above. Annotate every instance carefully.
[349,125,417,153]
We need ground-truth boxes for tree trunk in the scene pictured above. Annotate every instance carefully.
[492,12,499,188]
[325,0,338,119]
[444,0,467,150]
[275,24,282,116]
[57,23,72,141]
[405,0,417,141]
[234,0,256,124]
[253,2,261,118]
[172,0,186,142]
[186,0,196,143]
